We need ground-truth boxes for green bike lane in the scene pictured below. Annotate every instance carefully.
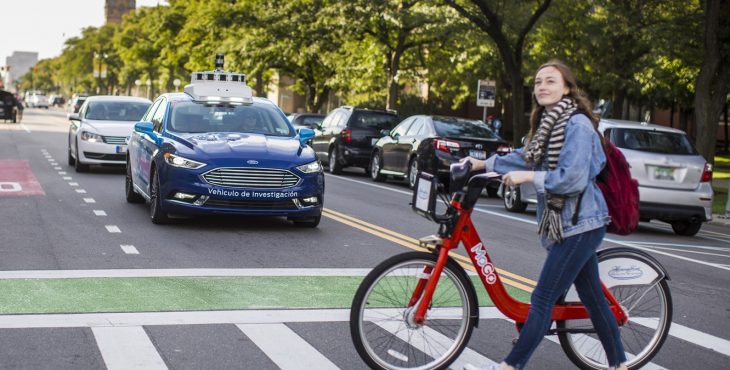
[0,269,532,315]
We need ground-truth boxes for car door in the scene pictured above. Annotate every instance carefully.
[137,98,167,194]
[395,117,426,173]
[130,98,161,189]
[312,111,339,159]
[69,101,89,158]
[381,117,415,172]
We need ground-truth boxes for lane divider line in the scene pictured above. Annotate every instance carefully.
[120,245,139,255]
[69,182,79,186]
[94,210,107,216]
[83,198,96,203]
[105,225,121,233]
[75,189,87,194]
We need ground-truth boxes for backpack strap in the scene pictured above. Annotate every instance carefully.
[568,110,597,226]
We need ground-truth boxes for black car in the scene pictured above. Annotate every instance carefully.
[370,115,511,193]
[0,90,22,123]
[312,106,400,174]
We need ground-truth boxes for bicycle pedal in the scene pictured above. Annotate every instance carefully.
[418,234,443,251]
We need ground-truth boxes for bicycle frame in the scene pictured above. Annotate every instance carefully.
[411,197,628,329]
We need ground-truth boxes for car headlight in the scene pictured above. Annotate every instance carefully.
[296,161,322,173]
[80,131,103,142]
[163,153,206,169]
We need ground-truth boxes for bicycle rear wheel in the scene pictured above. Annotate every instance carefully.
[557,248,673,370]
[350,251,478,370]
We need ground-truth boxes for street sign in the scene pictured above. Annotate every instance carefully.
[477,79,496,107]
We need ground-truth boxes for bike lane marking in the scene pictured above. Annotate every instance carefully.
[0,160,45,196]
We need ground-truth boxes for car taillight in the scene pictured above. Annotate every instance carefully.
[496,145,512,155]
[341,128,351,143]
[701,163,713,182]
[434,139,460,153]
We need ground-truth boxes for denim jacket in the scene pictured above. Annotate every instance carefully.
[486,114,610,248]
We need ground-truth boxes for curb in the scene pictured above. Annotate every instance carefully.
[708,214,730,227]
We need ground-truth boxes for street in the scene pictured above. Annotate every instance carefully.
[0,108,729,369]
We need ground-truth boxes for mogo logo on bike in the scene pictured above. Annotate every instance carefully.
[471,242,497,284]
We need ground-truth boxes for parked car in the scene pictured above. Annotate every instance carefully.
[311,106,400,174]
[125,68,323,226]
[0,90,22,123]
[288,113,325,133]
[501,119,713,236]
[371,115,511,192]
[67,95,152,172]
[67,94,88,117]
[28,93,49,108]
[48,94,65,107]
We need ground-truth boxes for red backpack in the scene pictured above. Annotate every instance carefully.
[597,140,640,234]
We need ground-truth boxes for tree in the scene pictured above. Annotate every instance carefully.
[444,0,552,146]
[693,0,730,163]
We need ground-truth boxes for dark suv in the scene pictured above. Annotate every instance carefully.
[312,106,400,174]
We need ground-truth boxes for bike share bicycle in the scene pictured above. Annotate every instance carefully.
[350,163,672,370]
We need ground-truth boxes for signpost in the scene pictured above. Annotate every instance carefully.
[477,79,496,123]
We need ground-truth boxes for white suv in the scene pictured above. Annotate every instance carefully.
[502,119,713,236]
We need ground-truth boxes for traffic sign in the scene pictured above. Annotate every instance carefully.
[477,80,496,107]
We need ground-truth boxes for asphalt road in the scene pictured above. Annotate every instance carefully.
[0,108,728,369]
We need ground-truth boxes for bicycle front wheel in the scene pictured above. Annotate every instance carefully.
[350,252,477,370]
[557,248,673,370]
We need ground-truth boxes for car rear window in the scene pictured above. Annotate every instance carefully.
[85,101,151,121]
[433,117,498,139]
[351,112,399,130]
[300,116,324,128]
[170,102,293,136]
[611,128,697,155]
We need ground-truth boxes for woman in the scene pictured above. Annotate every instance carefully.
[461,60,627,370]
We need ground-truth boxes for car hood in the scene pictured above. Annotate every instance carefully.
[82,120,137,136]
[173,132,315,165]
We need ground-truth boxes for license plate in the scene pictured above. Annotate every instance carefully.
[371,138,379,146]
[653,166,674,181]
[116,145,127,154]
[469,149,486,159]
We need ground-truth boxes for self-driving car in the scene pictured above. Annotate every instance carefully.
[125,57,323,227]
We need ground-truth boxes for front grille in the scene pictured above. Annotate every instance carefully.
[103,135,128,145]
[202,167,300,189]
[83,152,126,161]
[203,198,297,210]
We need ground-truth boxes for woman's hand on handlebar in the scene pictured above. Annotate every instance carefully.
[503,171,535,187]
[459,156,486,172]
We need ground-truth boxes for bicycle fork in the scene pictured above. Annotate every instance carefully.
[410,245,452,325]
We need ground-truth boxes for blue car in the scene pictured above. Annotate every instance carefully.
[125,63,323,227]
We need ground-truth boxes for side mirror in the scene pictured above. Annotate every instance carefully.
[299,128,315,146]
[69,113,80,121]
[135,121,154,134]
[380,129,391,137]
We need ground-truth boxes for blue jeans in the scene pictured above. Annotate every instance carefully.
[504,227,627,369]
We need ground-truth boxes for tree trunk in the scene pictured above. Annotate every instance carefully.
[693,0,730,164]
[386,47,404,110]
[612,89,625,120]
[313,86,330,114]
[509,74,526,147]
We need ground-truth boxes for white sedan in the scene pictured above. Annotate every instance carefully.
[68,95,152,172]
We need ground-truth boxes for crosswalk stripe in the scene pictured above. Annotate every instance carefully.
[237,323,339,370]
[92,326,167,370]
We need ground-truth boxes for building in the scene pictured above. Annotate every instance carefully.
[2,51,39,93]
[105,0,136,24]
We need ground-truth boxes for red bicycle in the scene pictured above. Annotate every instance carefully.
[350,165,672,370]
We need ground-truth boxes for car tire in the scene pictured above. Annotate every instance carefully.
[150,168,170,224]
[670,220,702,236]
[407,157,418,189]
[74,141,89,173]
[291,215,321,228]
[503,184,528,213]
[125,159,145,204]
[328,147,343,174]
[370,152,386,182]
[67,144,76,166]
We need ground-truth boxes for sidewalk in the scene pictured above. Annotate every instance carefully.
[710,177,730,227]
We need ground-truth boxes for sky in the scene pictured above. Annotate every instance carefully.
[2,0,167,62]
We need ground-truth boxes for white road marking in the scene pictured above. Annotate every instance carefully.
[105,225,121,233]
[83,198,96,203]
[92,326,167,370]
[19,124,31,133]
[69,182,79,186]
[53,167,62,170]
[633,245,730,258]
[0,268,372,279]
[120,245,139,254]
[63,176,72,180]
[632,318,730,357]
[58,171,67,175]
[238,323,339,370]
[75,189,87,194]
[93,210,107,216]
[46,158,54,162]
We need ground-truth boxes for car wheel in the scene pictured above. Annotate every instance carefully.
[370,152,386,182]
[670,220,702,236]
[328,148,343,174]
[74,140,89,173]
[150,168,170,224]
[125,159,145,204]
[67,144,76,166]
[291,215,321,228]
[407,157,418,189]
[503,184,527,213]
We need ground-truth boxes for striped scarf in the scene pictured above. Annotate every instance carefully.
[523,97,576,242]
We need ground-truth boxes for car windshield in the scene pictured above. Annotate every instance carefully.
[169,102,293,136]
[433,117,498,139]
[612,128,697,155]
[85,101,151,121]
[351,112,399,130]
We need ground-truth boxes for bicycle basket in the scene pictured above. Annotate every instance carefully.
[412,171,437,220]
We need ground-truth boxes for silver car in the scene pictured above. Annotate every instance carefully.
[502,119,713,236]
